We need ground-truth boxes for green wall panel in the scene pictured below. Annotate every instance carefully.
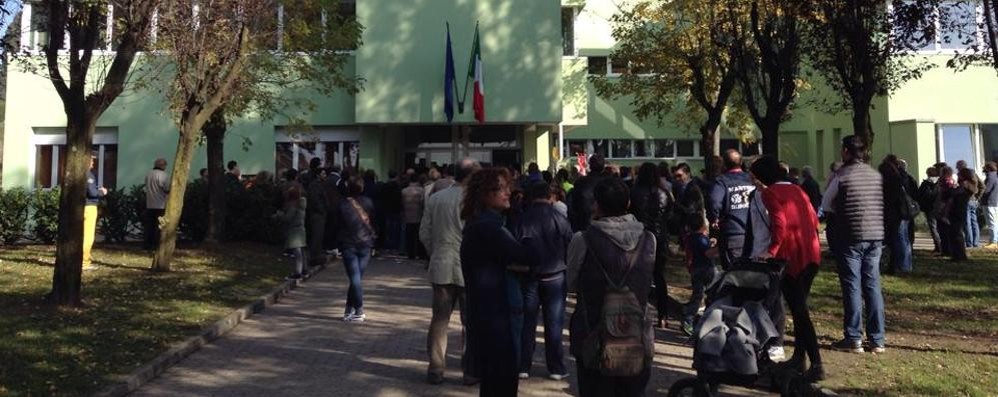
[355,0,563,123]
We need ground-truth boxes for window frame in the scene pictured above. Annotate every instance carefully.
[31,128,119,190]
[274,127,360,171]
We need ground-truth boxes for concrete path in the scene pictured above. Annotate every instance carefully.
[132,256,770,397]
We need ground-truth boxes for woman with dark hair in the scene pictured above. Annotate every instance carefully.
[630,162,672,328]
[460,168,537,397]
[337,175,376,322]
[879,155,913,273]
[948,168,980,261]
[750,156,824,381]
[935,166,957,257]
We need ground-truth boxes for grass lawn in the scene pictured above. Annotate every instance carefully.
[0,242,291,396]
[667,245,998,396]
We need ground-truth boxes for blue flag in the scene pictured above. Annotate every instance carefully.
[444,23,456,123]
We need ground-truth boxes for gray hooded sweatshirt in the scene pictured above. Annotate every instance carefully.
[566,214,654,292]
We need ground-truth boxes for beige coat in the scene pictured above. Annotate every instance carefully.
[402,184,425,224]
[420,185,464,286]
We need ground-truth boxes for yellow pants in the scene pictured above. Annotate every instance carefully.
[83,205,98,266]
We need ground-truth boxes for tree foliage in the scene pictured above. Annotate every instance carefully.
[727,0,807,157]
[7,0,157,305]
[150,0,362,271]
[944,0,998,76]
[593,0,742,173]
[801,0,936,149]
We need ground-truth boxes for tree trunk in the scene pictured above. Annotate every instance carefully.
[49,116,96,306]
[761,117,781,157]
[852,100,874,160]
[701,111,723,179]
[152,124,201,272]
[204,109,227,243]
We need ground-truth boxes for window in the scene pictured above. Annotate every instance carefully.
[720,139,741,153]
[982,124,998,163]
[940,124,977,166]
[32,129,118,189]
[274,128,360,173]
[567,140,587,157]
[587,56,607,75]
[28,1,49,50]
[610,140,632,158]
[676,140,696,157]
[940,1,978,50]
[634,140,650,157]
[654,140,676,158]
[277,0,358,51]
[561,7,575,56]
[610,57,628,75]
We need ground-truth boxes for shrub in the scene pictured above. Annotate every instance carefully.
[0,187,32,244]
[98,187,143,243]
[32,188,61,243]
[226,182,283,245]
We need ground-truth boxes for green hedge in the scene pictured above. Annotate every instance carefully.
[0,182,286,246]
[0,188,31,244]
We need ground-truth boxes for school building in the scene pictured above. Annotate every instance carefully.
[3,0,998,190]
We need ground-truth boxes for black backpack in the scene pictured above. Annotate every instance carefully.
[899,182,920,221]
[916,180,938,213]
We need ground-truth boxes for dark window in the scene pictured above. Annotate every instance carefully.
[720,139,740,153]
[610,57,628,75]
[611,140,632,158]
[35,145,54,188]
[654,140,675,158]
[568,140,587,157]
[587,56,607,75]
[634,140,649,157]
[676,140,695,157]
[561,8,575,56]
[592,139,610,158]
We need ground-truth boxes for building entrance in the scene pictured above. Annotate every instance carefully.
[402,125,522,169]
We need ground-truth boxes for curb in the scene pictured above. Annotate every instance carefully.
[92,264,326,397]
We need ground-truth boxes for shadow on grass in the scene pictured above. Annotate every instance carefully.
[0,241,289,396]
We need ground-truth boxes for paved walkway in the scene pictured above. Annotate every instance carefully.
[132,256,770,397]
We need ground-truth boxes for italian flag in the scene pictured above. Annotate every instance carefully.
[468,25,485,123]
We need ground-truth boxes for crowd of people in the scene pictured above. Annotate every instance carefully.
[154,133,996,397]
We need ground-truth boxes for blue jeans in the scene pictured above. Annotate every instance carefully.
[835,241,886,346]
[966,201,980,247]
[684,265,719,323]
[888,220,913,273]
[986,206,998,244]
[519,273,568,376]
[341,247,371,313]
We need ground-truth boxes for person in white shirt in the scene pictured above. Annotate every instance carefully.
[144,158,170,250]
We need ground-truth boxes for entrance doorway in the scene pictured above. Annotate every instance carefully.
[402,125,522,169]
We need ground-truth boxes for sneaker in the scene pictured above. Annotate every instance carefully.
[867,343,886,354]
[343,308,356,321]
[518,372,529,379]
[548,373,570,381]
[767,346,787,362]
[681,320,694,337]
[831,339,863,353]
[426,372,444,385]
[347,313,366,322]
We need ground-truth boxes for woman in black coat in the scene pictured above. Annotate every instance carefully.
[948,168,980,261]
[460,168,537,397]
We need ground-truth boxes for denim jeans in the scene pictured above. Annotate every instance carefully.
[986,206,998,244]
[966,201,980,247]
[518,272,568,376]
[835,241,886,346]
[341,247,371,313]
[924,212,941,252]
[888,220,913,273]
[506,273,525,368]
[684,265,718,323]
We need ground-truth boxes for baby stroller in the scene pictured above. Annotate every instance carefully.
[667,258,810,397]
